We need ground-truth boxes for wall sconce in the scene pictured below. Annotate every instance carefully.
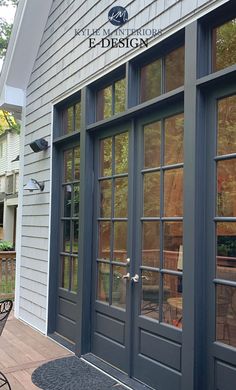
[30,138,48,152]
[24,179,45,192]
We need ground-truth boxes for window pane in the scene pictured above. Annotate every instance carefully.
[100,180,112,218]
[217,223,236,282]
[114,177,128,218]
[164,169,183,217]
[71,257,78,292]
[143,172,160,217]
[141,270,159,320]
[62,106,74,134]
[97,86,113,121]
[112,266,126,309]
[114,78,126,114]
[100,138,112,177]
[61,256,70,289]
[72,220,79,254]
[213,19,236,72]
[216,284,236,347]
[74,147,80,181]
[142,222,160,268]
[163,274,182,328]
[144,121,161,168]
[97,262,110,303]
[64,150,73,182]
[63,220,71,253]
[98,222,111,260]
[113,222,127,262]
[217,159,236,217]
[64,185,71,217]
[115,132,128,174]
[164,113,184,165]
[140,59,161,102]
[73,184,80,217]
[165,46,184,92]
[75,102,81,132]
[217,95,236,156]
[164,222,183,271]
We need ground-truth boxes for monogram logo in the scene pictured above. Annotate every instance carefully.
[108,6,128,26]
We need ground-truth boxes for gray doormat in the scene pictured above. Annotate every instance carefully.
[31,356,126,390]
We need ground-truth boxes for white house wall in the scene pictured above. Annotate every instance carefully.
[20,0,229,333]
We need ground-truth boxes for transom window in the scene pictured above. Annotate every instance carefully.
[140,46,185,103]
[61,101,81,135]
[212,18,236,72]
[96,77,126,121]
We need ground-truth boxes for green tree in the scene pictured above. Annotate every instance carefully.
[0,0,18,59]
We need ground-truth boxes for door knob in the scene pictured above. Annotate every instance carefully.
[131,274,139,283]
[122,272,130,280]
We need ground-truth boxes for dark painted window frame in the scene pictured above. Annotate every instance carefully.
[48,2,236,388]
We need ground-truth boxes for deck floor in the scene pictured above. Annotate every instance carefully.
[0,311,72,389]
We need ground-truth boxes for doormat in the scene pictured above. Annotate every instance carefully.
[31,356,126,390]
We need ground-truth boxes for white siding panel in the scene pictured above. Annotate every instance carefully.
[20,287,47,308]
[21,226,49,239]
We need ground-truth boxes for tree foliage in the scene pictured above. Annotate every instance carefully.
[0,109,20,134]
[0,0,17,59]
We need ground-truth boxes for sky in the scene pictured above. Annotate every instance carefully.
[0,3,17,71]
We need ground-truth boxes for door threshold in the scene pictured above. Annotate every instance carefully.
[48,332,76,353]
[82,353,152,390]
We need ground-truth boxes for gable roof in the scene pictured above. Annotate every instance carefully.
[0,0,53,117]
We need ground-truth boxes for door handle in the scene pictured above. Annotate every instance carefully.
[131,274,139,283]
[122,272,130,280]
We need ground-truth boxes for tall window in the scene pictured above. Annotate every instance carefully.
[61,101,81,135]
[60,146,80,292]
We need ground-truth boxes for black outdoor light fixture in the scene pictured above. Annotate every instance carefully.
[24,178,45,192]
[29,138,48,152]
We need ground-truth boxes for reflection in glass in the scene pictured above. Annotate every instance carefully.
[217,95,236,156]
[72,220,79,254]
[216,284,236,347]
[217,223,236,282]
[140,59,161,102]
[164,113,184,165]
[74,147,80,180]
[115,132,128,174]
[73,184,80,217]
[71,257,78,292]
[64,185,71,217]
[164,169,183,217]
[63,220,71,253]
[100,180,112,218]
[213,19,236,72]
[100,138,112,177]
[142,222,160,268]
[165,46,184,92]
[144,121,161,168]
[143,172,160,217]
[112,266,126,309]
[98,222,111,260]
[141,270,159,320]
[114,177,128,218]
[163,274,182,328]
[64,150,73,182]
[97,86,113,121]
[75,102,81,132]
[97,262,110,303]
[62,106,73,134]
[113,222,127,262]
[61,256,70,289]
[217,159,236,217]
[164,222,183,271]
[114,78,126,114]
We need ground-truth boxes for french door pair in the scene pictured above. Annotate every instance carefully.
[91,107,184,390]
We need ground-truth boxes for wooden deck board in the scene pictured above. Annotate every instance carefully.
[0,312,73,389]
